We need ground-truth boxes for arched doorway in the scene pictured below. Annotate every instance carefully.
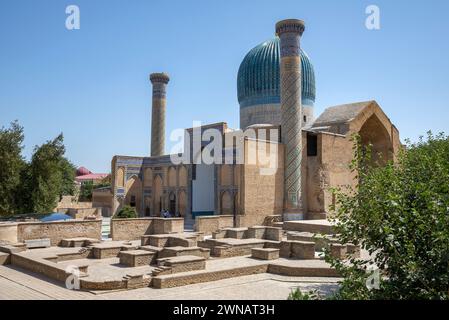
[221,191,232,215]
[144,196,151,216]
[169,193,176,215]
[153,175,163,216]
[125,176,142,215]
[178,191,187,217]
[358,114,393,165]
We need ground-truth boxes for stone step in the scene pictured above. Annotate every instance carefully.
[267,260,340,278]
[151,266,172,276]
[152,263,269,289]
[283,219,336,235]
[157,255,206,274]
[119,250,156,267]
[60,238,100,248]
[24,238,51,249]
[158,246,210,259]
[286,231,339,251]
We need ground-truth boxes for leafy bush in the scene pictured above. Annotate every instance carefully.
[327,132,449,300]
[114,205,137,219]
[288,288,322,300]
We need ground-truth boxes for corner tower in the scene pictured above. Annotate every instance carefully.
[150,72,170,157]
[276,19,305,220]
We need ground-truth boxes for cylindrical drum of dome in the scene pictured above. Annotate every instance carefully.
[275,19,305,220]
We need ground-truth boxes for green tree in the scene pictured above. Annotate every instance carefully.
[28,134,67,213]
[60,157,76,197]
[79,181,94,201]
[0,121,25,216]
[114,205,137,219]
[326,132,449,300]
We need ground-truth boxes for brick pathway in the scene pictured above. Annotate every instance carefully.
[0,265,339,300]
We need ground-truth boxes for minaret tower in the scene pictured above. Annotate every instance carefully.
[150,72,170,157]
[275,19,305,220]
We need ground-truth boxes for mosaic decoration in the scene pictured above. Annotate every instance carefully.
[237,37,315,110]
[277,20,305,212]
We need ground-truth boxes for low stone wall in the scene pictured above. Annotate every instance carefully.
[153,218,184,234]
[0,223,18,244]
[194,215,234,235]
[235,214,266,228]
[17,219,102,246]
[111,218,184,241]
[11,253,69,282]
[111,218,153,241]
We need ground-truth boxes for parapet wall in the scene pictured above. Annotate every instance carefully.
[0,223,18,244]
[111,218,184,241]
[17,219,102,246]
[194,215,234,235]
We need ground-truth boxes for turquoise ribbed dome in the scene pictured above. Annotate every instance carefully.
[237,37,316,108]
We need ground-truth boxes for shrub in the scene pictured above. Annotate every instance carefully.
[326,132,449,300]
[288,288,321,300]
[114,205,137,219]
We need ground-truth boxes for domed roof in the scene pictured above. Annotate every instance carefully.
[237,37,315,108]
[76,166,91,176]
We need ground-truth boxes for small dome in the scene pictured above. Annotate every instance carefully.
[237,37,316,108]
[76,167,91,176]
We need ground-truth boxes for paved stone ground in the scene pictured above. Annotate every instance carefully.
[0,265,340,300]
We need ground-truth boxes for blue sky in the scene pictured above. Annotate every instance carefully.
[1,0,448,172]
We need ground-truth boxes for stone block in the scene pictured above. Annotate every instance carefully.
[24,238,51,249]
[345,243,360,258]
[159,246,210,259]
[247,226,266,239]
[0,243,26,254]
[60,237,100,248]
[147,235,169,247]
[330,244,347,259]
[287,231,339,250]
[120,250,155,267]
[157,255,206,273]
[212,230,226,239]
[139,245,163,254]
[290,241,315,259]
[251,248,279,260]
[0,252,10,265]
[92,245,122,259]
[272,222,283,228]
[224,228,248,239]
[279,241,292,258]
[168,236,195,247]
[264,227,283,241]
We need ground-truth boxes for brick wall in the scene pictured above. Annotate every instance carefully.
[239,140,284,227]
[0,223,18,244]
[111,218,153,241]
[195,215,234,235]
[111,217,184,240]
[17,220,102,246]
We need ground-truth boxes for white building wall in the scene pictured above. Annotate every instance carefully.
[192,164,215,215]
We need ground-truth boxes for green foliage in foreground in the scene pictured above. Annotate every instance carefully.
[0,121,76,216]
[0,121,25,216]
[114,205,137,219]
[325,132,449,300]
[288,288,322,300]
